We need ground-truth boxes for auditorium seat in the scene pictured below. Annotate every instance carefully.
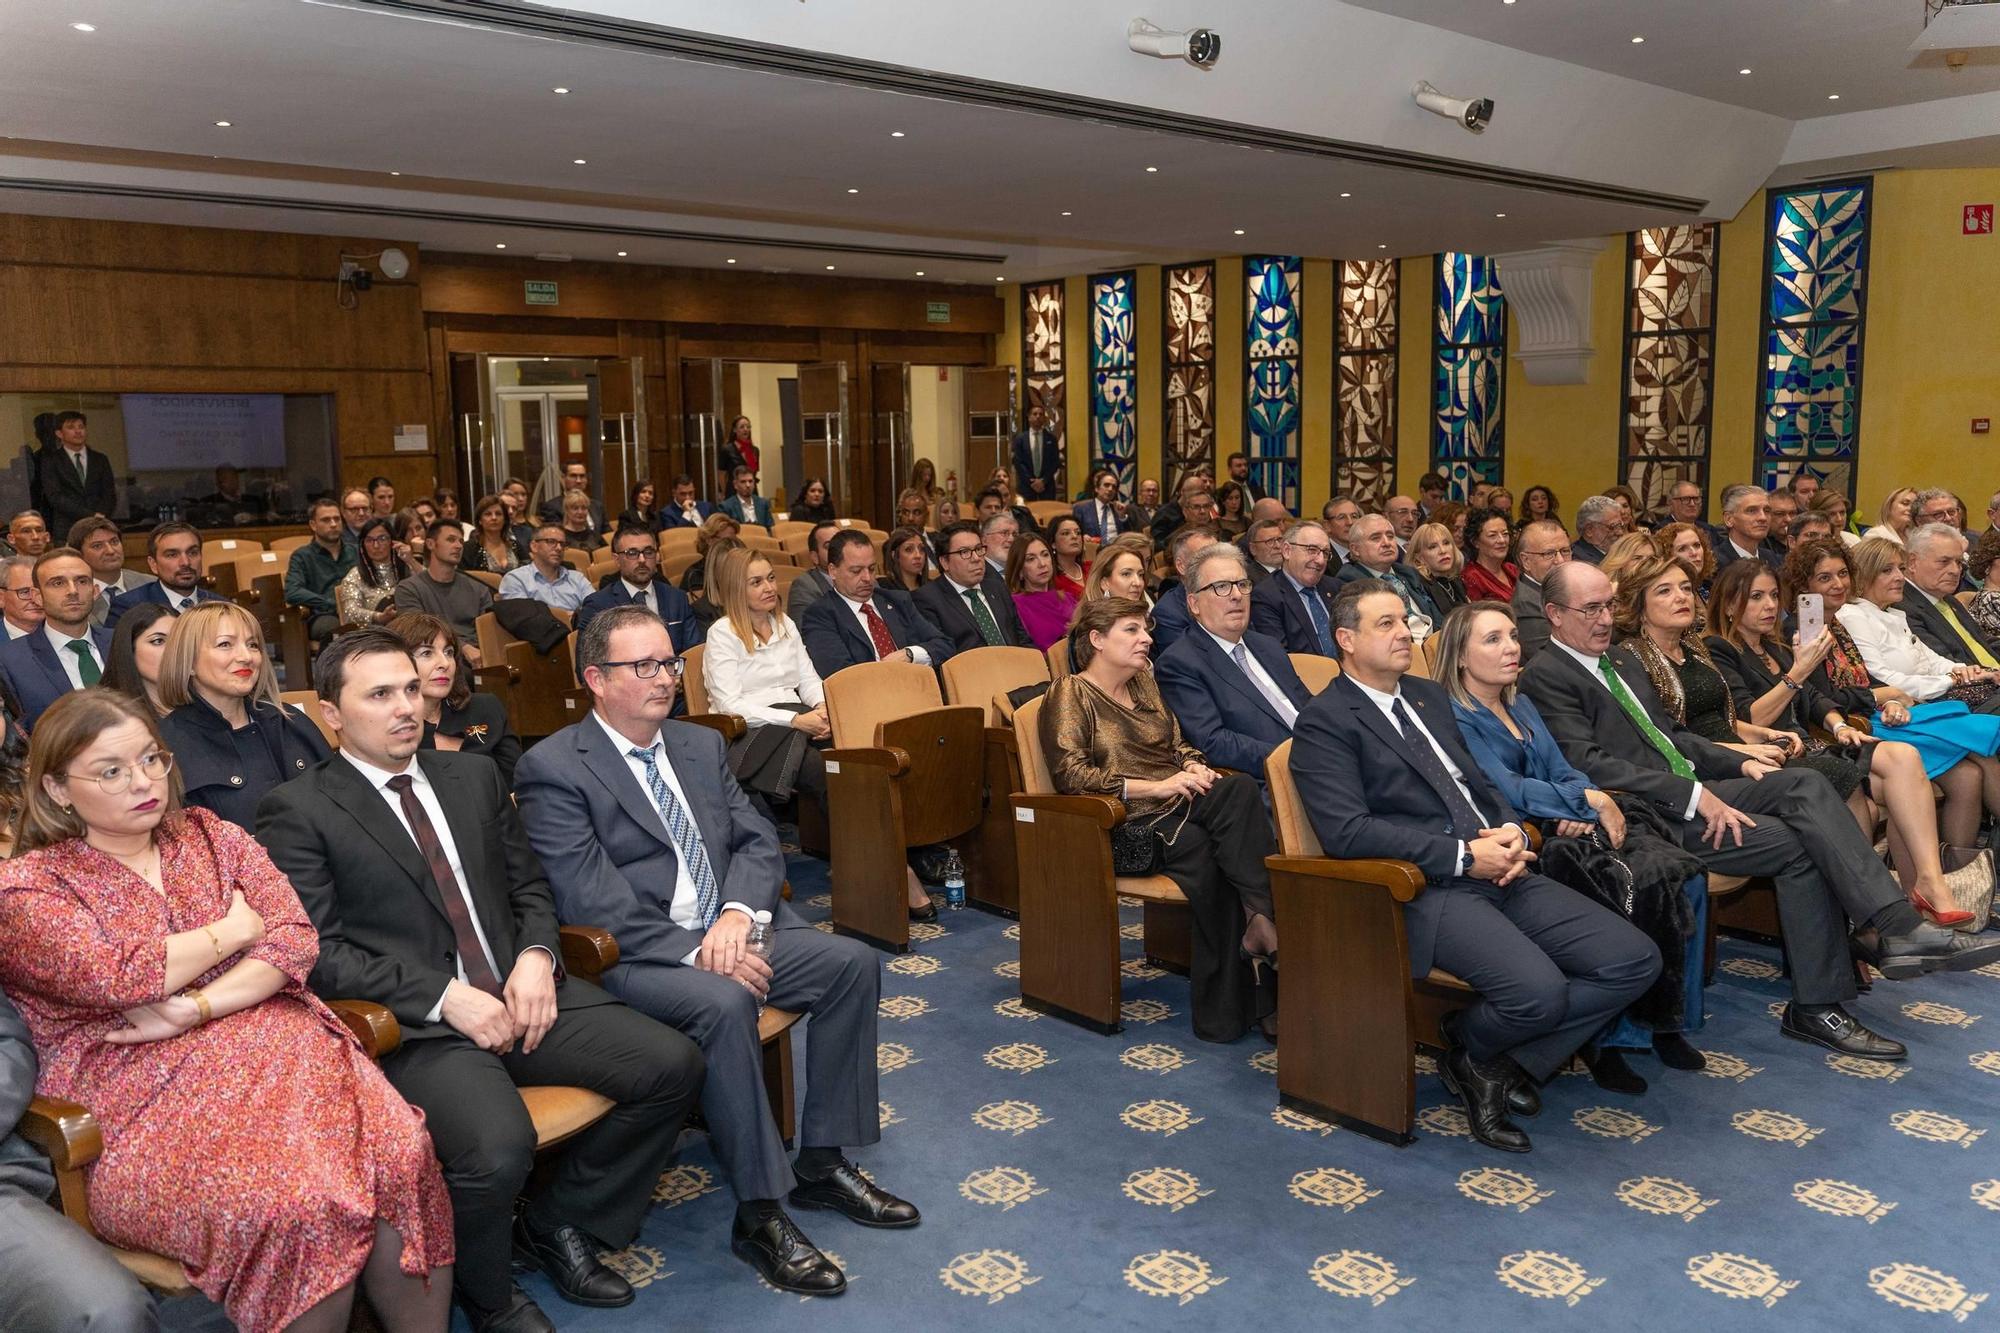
[282,689,338,749]
[1010,695,1193,1032]
[1026,501,1071,527]
[940,645,1050,915]
[1046,639,1072,680]
[227,550,311,690]
[822,660,984,951]
[268,533,313,561]
[464,569,503,592]
[1288,652,1341,694]
[200,537,264,566]
[661,552,701,586]
[561,548,594,574]
[474,611,576,738]
[659,528,701,554]
[770,520,813,543]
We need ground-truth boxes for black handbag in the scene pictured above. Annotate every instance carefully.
[1109,819,1165,876]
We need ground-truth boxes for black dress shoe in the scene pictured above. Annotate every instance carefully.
[1507,1077,1541,1119]
[1861,923,2000,979]
[465,1284,557,1333]
[1781,1003,1907,1061]
[512,1217,633,1308]
[1437,1013,1531,1153]
[790,1159,921,1228]
[1652,1031,1707,1071]
[731,1207,847,1295]
[909,900,939,923]
[1582,1048,1648,1095]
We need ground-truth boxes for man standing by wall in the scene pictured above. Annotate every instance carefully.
[30,412,117,538]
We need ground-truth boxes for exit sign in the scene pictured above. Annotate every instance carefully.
[524,280,560,305]
[1965,204,1994,235]
[925,301,951,324]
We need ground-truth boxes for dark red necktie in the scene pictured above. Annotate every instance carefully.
[861,601,900,660]
[386,773,503,996]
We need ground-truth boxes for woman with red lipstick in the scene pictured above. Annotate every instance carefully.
[0,690,454,1332]
[155,604,329,832]
[387,612,518,788]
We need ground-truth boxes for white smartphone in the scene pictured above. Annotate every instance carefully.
[1797,593,1825,646]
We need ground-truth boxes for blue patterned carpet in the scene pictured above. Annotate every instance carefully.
[161,847,2000,1330]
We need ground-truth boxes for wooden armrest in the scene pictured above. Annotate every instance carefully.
[559,924,620,982]
[1011,791,1128,829]
[327,999,401,1058]
[1524,826,1542,853]
[824,746,911,776]
[682,712,747,741]
[1265,854,1428,902]
[1846,713,1873,735]
[20,1095,102,1170]
[472,665,520,690]
[230,591,262,611]
[983,726,1019,754]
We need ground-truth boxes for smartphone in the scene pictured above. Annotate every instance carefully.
[1797,593,1825,646]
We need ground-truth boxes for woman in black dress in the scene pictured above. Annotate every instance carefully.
[388,612,519,788]
[789,477,836,524]
[618,480,658,532]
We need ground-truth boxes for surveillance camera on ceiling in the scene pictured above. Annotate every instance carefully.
[1128,18,1221,68]
[1412,81,1495,133]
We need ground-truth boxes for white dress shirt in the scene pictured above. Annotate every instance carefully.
[1201,626,1298,727]
[702,614,825,726]
[43,622,102,689]
[621,579,659,616]
[1550,638,1704,818]
[340,750,524,1018]
[1348,674,1513,871]
[590,711,751,962]
[1095,500,1119,539]
[1836,599,1958,702]
[3,619,30,640]
[838,592,930,665]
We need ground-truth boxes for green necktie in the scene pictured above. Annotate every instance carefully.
[963,586,1004,646]
[1598,657,1694,780]
[67,639,101,686]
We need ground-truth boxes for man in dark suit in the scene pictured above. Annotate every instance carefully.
[1074,469,1128,540]
[800,530,953,677]
[1250,519,1340,658]
[0,549,112,728]
[256,631,704,1333]
[914,521,1031,652]
[1155,544,1311,778]
[517,605,917,1297]
[785,521,841,621]
[30,411,117,539]
[106,523,226,629]
[1223,451,1267,504]
[719,468,774,529]
[1571,495,1622,567]
[1902,523,2000,667]
[537,461,605,530]
[1148,525,1220,658]
[573,526,702,651]
[1291,579,1661,1153]
[1336,514,1442,631]
[1009,403,1062,500]
[1150,475,1216,548]
[1710,484,1784,574]
[1240,507,1288,586]
[658,475,714,530]
[1521,562,1997,1058]
[1508,519,1572,665]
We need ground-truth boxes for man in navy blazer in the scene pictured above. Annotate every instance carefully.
[800,530,953,677]
[1336,514,1441,630]
[1289,578,1660,1153]
[573,526,703,652]
[516,605,918,1298]
[1250,519,1341,658]
[1148,525,1220,658]
[105,522,225,630]
[0,549,114,728]
[1154,545,1311,778]
[1073,469,1128,541]
[1009,403,1062,500]
[657,475,715,530]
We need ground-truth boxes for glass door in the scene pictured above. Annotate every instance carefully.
[681,358,725,502]
[798,362,853,517]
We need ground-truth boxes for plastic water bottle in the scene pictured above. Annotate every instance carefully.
[745,910,775,1011]
[944,849,967,911]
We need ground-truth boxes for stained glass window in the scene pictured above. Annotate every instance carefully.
[1244,255,1302,509]
[1088,270,1138,495]
[1759,180,1871,497]
[1021,281,1065,462]
[1620,224,1719,510]
[1431,253,1506,498]
[1335,259,1399,510]
[1161,261,1216,496]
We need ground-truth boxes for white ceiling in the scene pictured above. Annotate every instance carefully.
[0,0,1992,281]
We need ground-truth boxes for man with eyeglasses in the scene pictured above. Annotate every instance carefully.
[575,527,700,651]
[517,605,918,1299]
[1240,511,1288,586]
[1508,519,1572,664]
[1522,561,2000,1062]
[1665,480,1706,534]
[1912,488,1978,592]
[1156,543,1311,780]
[1897,522,2000,668]
[499,522,593,613]
[0,556,43,641]
[914,521,1031,653]
[1320,495,1362,568]
[0,548,113,728]
[799,529,954,677]
[1337,513,1441,641]
[1250,519,1342,659]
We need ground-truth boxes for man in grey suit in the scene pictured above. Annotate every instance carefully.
[69,516,154,628]
[0,985,158,1332]
[515,604,919,1299]
[785,521,841,622]
[1508,519,1572,664]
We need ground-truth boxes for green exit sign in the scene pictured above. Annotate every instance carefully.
[925,301,951,324]
[524,280,560,306]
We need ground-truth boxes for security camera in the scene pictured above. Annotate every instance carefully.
[1412,81,1495,134]
[1128,18,1221,68]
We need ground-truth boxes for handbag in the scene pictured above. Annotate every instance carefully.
[1110,819,1166,876]
[1939,844,1996,933]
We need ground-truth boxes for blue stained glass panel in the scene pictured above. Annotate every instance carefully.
[1244,255,1302,509]
[1768,187,1868,324]
[1431,253,1506,497]
[1758,180,1870,496]
[1089,271,1138,494]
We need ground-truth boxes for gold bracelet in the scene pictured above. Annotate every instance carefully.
[203,925,223,960]
[184,987,212,1024]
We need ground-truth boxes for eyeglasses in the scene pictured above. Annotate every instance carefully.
[1523,546,1572,560]
[1286,542,1332,558]
[615,547,660,560]
[945,545,984,560]
[599,657,684,680]
[62,750,174,794]
[1550,600,1615,621]
[1194,578,1252,598]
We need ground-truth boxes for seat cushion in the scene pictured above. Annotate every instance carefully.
[1707,874,1750,897]
[1115,875,1186,904]
[519,1085,615,1150]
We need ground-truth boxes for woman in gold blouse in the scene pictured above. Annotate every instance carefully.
[1040,595,1278,1042]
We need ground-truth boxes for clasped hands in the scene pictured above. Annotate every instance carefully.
[1466,823,1535,886]
[441,950,559,1056]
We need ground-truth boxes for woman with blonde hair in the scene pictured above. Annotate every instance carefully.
[0,690,454,1331]
[155,602,329,831]
[1408,520,1467,616]
[1080,533,1154,609]
[1863,486,1919,546]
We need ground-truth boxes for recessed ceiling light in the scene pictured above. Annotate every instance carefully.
[616,250,628,257]
[1827,92,1841,100]
[1739,67,1753,75]
[70,22,95,32]
[914,270,925,276]
[726,258,737,264]
[572,158,587,165]
[552,86,569,94]
[846,187,859,194]
[1377,243,1388,250]
[1233,228,1245,235]
[1495,212,1507,218]
[213,120,232,128]
[1339,192,1352,198]
[494,243,507,249]
[1060,210,1072,216]
[890,130,905,138]
[1145,166,1159,173]
[1630,35,1645,44]
[825,264,836,270]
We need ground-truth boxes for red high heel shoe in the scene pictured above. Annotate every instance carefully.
[1908,886,1974,928]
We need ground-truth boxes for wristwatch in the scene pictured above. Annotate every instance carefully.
[1460,845,1475,876]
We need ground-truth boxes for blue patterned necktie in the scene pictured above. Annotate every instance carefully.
[630,746,720,927]
[1299,583,1334,655]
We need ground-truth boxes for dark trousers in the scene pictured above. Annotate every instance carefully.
[0,1186,158,1332]
[380,998,704,1313]
[1156,772,1274,1042]
[1429,874,1662,1080]
[610,925,878,1202]
[305,612,339,644]
[1679,768,1901,1005]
